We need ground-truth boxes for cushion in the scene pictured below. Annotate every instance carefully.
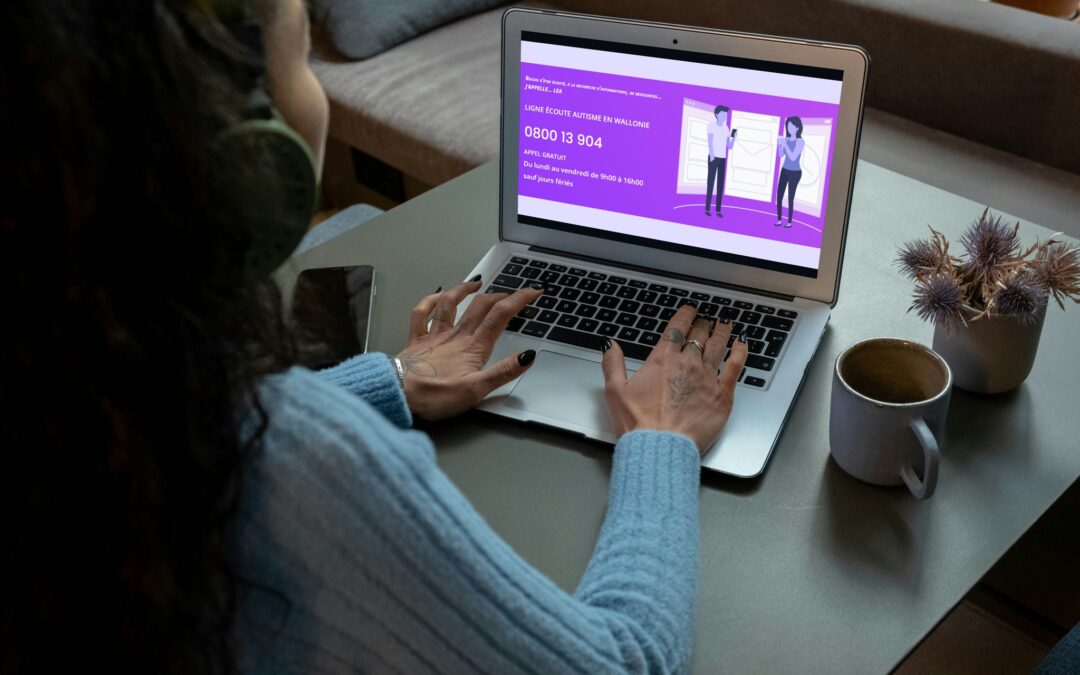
[310,0,506,60]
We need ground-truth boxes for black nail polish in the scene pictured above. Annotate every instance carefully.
[517,350,537,367]
[434,286,442,293]
[720,318,731,325]
[529,282,545,291]
[601,337,613,353]
[738,329,748,343]
[470,274,482,282]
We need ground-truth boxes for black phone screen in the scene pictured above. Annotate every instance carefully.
[289,265,374,370]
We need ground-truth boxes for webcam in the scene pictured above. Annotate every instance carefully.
[672,38,679,44]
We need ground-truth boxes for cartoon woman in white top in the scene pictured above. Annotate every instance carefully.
[775,116,804,228]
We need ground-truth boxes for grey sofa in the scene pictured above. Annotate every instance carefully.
[310,0,1080,191]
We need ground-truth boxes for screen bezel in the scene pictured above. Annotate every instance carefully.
[500,8,868,305]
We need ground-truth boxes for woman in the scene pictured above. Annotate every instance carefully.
[0,1,748,672]
[775,116,805,228]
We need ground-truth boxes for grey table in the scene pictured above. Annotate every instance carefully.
[279,159,1080,674]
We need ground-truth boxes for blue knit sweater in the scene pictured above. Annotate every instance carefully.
[230,353,700,674]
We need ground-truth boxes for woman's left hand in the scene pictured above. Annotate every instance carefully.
[396,279,543,421]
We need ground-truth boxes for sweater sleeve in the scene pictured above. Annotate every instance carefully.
[316,352,412,428]
[232,369,700,675]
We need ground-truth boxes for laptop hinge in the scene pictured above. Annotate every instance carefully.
[526,245,797,303]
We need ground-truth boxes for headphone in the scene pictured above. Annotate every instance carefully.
[207,0,319,278]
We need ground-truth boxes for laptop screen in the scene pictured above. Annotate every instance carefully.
[517,32,844,279]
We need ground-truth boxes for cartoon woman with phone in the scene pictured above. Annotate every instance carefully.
[775,116,804,228]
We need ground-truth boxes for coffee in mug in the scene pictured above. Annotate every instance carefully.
[829,338,952,499]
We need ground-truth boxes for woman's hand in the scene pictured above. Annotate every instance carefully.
[601,304,749,455]
[397,279,543,421]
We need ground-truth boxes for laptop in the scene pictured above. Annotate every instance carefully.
[458,8,868,477]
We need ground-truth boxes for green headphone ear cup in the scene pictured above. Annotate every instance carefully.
[210,114,318,277]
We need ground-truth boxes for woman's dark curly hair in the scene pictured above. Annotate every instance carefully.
[1,0,294,672]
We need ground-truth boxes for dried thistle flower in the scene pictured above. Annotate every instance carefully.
[909,273,966,327]
[895,227,956,281]
[990,271,1044,324]
[1032,240,1080,310]
[958,209,1021,304]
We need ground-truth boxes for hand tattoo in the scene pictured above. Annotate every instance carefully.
[399,348,438,377]
[431,308,451,325]
[667,371,696,409]
[664,327,686,346]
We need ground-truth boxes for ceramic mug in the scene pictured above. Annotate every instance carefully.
[829,338,952,499]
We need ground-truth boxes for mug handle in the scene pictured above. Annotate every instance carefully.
[900,417,939,500]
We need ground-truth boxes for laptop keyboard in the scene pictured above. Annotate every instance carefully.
[486,255,799,389]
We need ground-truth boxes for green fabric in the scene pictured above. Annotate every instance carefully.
[311,0,506,60]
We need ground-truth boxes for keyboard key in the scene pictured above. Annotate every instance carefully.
[556,300,578,314]
[616,286,637,299]
[502,264,523,275]
[618,300,640,313]
[569,267,587,276]
[698,302,719,317]
[636,316,658,331]
[640,331,661,347]
[748,339,765,354]
[648,283,668,292]
[522,321,549,338]
[628,279,647,289]
[578,318,599,332]
[588,271,607,280]
[597,308,617,322]
[557,314,579,328]
[608,276,628,285]
[577,278,598,292]
[492,274,523,288]
[766,330,787,343]
[558,274,579,287]
[540,270,561,283]
[520,267,541,280]
[510,256,529,264]
[529,260,548,268]
[536,296,557,309]
[548,264,567,273]
[677,298,699,309]
[765,340,784,358]
[615,312,637,326]
[755,304,776,315]
[559,288,581,301]
[734,300,754,309]
[746,355,775,371]
[691,291,710,301]
[517,306,539,319]
[636,290,658,304]
[538,310,559,323]
[719,307,740,321]
[740,311,762,325]
[599,296,620,309]
[669,287,689,297]
[580,292,601,305]
[745,325,766,340]
[618,327,641,342]
[744,376,766,387]
[711,296,732,305]
[639,304,660,318]
[506,316,525,332]
[542,283,560,295]
[598,322,619,337]
[486,285,515,294]
[597,282,618,295]
[778,309,799,319]
[761,316,794,331]
[575,305,597,318]
[657,294,678,308]
[660,308,677,320]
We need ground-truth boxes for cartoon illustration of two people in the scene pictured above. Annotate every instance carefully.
[704,105,806,229]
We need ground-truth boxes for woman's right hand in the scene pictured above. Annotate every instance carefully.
[601,305,749,455]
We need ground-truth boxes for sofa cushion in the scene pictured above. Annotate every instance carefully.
[312,5,511,186]
[310,0,505,60]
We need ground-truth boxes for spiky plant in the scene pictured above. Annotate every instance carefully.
[896,207,1080,327]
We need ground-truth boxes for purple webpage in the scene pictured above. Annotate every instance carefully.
[517,33,844,277]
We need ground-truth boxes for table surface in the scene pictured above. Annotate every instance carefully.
[279,159,1080,674]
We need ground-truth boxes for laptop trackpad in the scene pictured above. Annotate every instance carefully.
[504,350,628,432]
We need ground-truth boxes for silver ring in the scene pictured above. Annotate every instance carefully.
[682,339,704,354]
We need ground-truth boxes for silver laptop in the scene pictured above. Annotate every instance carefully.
[458,8,868,477]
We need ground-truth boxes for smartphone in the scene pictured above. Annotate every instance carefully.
[289,265,375,369]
